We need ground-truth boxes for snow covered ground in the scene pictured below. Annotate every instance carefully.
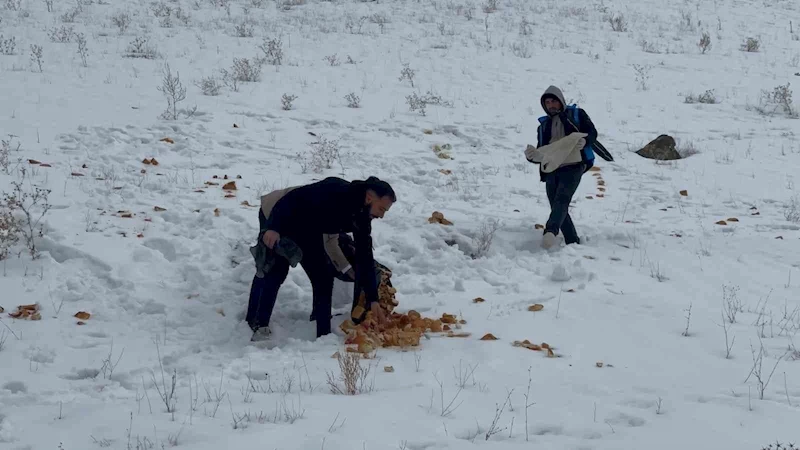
[2,0,800,448]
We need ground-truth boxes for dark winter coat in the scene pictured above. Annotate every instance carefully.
[267,177,379,306]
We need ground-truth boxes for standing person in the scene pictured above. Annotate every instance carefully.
[524,85,610,249]
[246,176,396,340]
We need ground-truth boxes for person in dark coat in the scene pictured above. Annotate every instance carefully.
[525,85,598,249]
[246,176,396,340]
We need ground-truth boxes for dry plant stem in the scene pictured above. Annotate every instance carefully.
[150,339,177,413]
[682,302,693,336]
[485,389,514,440]
[722,308,736,359]
[434,373,463,417]
[745,339,789,400]
[0,318,20,340]
[523,367,535,442]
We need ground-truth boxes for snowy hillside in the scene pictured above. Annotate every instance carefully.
[2,0,800,448]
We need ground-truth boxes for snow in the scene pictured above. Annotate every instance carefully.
[1,0,800,448]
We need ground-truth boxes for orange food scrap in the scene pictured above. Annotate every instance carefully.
[512,340,542,351]
[8,303,41,321]
[441,313,457,324]
[428,211,453,225]
[446,331,471,338]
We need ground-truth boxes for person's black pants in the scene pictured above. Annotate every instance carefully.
[544,164,584,245]
[245,210,335,337]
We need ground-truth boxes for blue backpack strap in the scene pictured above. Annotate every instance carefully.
[567,104,580,129]
[537,116,547,146]
[567,105,595,167]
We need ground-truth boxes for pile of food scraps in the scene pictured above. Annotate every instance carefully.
[339,266,467,354]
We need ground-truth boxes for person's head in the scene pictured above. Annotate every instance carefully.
[540,85,566,116]
[361,176,396,219]
[543,96,562,115]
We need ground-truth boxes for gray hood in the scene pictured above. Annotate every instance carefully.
[540,85,567,115]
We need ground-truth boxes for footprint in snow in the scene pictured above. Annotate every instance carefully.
[142,237,178,262]
[550,264,571,282]
[2,381,27,394]
[60,369,101,381]
[605,411,646,428]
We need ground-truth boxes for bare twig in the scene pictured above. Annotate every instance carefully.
[523,367,535,441]
[328,412,346,433]
[433,373,463,417]
[721,307,736,359]
[785,372,792,406]
[202,370,226,418]
[150,339,177,414]
[745,338,789,400]
[682,302,693,336]
[100,338,125,380]
[485,389,513,440]
[0,318,19,340]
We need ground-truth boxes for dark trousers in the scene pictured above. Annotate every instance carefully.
[544,164,583,245]
[245,210,335,337]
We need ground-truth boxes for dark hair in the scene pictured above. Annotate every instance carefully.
[360,176,396,202]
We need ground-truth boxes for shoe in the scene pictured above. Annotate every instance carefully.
[250,326,271,342]
[542,232,557,250]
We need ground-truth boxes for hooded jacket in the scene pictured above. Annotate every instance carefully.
[531,85,598,181]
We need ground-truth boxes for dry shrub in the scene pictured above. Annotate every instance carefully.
[326,351,373,395]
